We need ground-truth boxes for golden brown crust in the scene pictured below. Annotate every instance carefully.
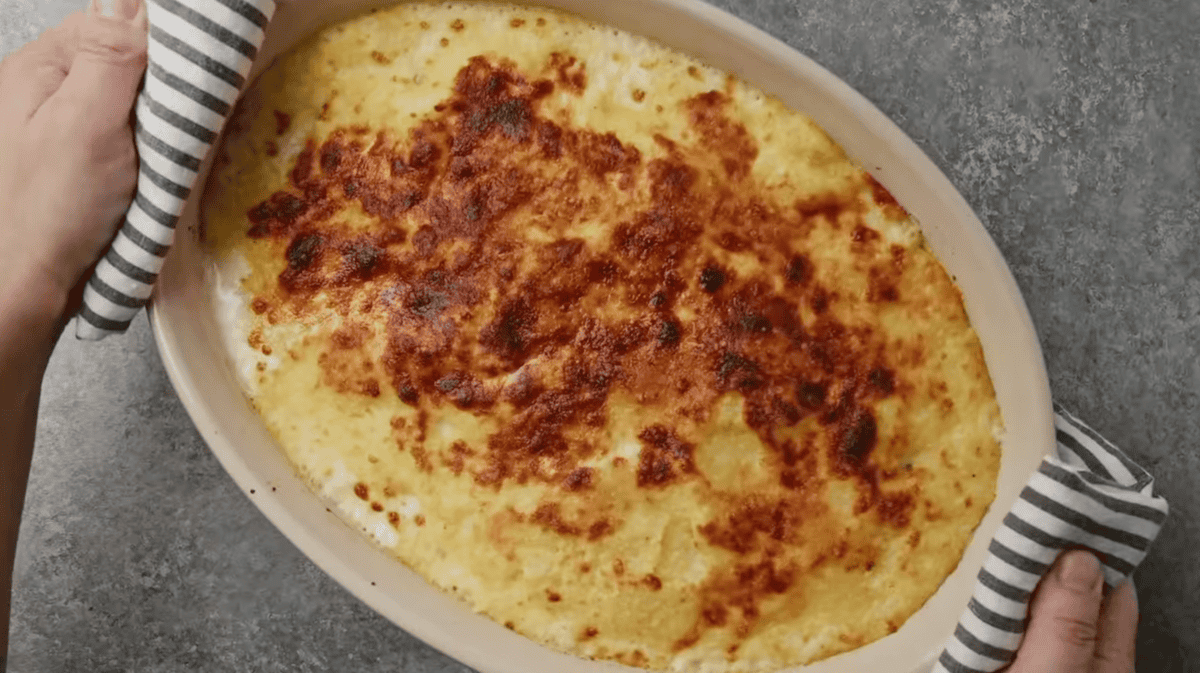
[204,4,1002,671]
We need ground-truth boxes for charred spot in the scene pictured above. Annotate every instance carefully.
[410,140,441,168]
[468,97,533,141]
[396,377,419,405]
[536,119,564,158]
[738,313,771,334]
[437,372,490,409]
[286,233,324,270]
[785,255,811,285]
[647,158,696,200]
[868,267,900,302]
[341,240,384,279]
[480,297,538,366]
[868,367,895,395]
[613,209,699,261]
[699,265,726,293]
[716,231,749,252]
[588,519,613,540]
[562,467,594,491]
[700,500,801,554]
[835,409,877,472]
[247,192,309,237]
[273,110,291,135]
[878,491,915,527]
[649,292,668,308]
[797,381,826,409]
[718,352,763,392]
[531,502,582,536]
[289,144,316,186]
[657,318,681,347]
[644,574,663,591]
[796,194,848,221]
[585,259,620,285]
[773,398,802,426]
[852,224,880,243]
[405,286,450,319]
[703,604,728,626]
[319,140,345,173]
[549,52,588,93]
[810,287,830,313]
[353,482,369,500]
[684,90,759,180]
[503,368,542,407]
[576,131,639,177]
[866,174,904,212]
[449,155,476,179]
[582,626,599,639]
[636,425,696,487]
[450,18,465,31]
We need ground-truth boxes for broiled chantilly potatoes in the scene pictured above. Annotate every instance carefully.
[204,4,1002,671]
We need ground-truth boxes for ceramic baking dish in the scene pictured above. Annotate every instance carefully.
[149,1,1056,671]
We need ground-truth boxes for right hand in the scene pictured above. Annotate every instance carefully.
[1009,550,1138,673]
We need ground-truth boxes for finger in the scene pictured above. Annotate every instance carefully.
[0,13,86,120]
[1094,579,1138,673]
[1010,550,1105,673]
[46,0,148,131]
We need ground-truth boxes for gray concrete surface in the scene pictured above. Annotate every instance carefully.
[4,0,1197,671]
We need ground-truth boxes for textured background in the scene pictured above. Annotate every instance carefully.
[4,0,1197,671]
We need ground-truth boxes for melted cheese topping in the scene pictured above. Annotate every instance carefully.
[204,4,1002,671]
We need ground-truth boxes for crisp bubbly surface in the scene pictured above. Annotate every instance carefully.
[203,3,1002,670]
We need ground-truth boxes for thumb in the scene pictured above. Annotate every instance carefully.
[1010,550,1105,673]
[51,0,148,129]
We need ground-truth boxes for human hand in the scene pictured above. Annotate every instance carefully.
[0,0,147,327]
[1009,550,1138,673]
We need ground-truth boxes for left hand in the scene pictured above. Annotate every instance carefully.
[1009,550,1139,673]
[0,0,147,326]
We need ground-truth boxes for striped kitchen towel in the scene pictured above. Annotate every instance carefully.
[935,403,1169,673]
[76,0,278,340]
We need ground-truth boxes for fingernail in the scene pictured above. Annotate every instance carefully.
[1058,551,1102,592]
[87,0,140,20]
[115,0,142,21]
[1123,577,1139,608]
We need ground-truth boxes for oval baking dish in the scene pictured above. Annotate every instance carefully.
[149,2,1055,671]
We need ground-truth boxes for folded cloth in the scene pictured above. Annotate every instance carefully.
[76,0,278,340]
[72,5,1171,670]
[935,403,1169,673]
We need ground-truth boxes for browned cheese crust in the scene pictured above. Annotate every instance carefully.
[205,4,1002,671]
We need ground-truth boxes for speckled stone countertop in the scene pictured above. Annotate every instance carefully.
[4,0,1197,671]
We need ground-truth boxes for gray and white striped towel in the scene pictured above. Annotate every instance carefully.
[70,3,1170,670]
[76,0,277,340]
[936,403,1169,673]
